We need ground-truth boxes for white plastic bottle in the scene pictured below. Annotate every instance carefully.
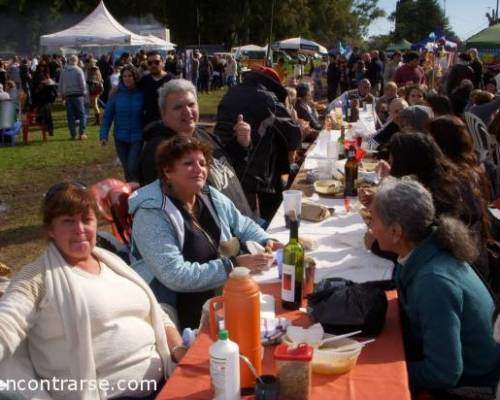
[209,329,241,400]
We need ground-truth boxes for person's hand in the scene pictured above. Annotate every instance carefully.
[266,240,283,251]
[235,253,274,273]
[234,114,251,148]
[358,187,375,207]
[100,139,107,146]
[375,160,391,179]
[172,345,188,363]
[364,230,376,250]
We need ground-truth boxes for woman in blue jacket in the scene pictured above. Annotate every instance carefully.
[129,136,280,330]
[100,65,144,182]
[369,177,500,395]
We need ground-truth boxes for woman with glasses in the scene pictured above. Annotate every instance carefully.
[0,182,185,399]
[129,136,281,330]
[100,65,144,182]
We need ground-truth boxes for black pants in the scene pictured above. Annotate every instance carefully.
[246,191,283,222]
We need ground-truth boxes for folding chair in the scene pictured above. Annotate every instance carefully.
[22,111,48,144]
[0,121,22,146]
[464,112,500,188]
[90,179,139,246]
[464,112,496,163]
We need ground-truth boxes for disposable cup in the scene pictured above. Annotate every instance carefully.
[282,190,302,228]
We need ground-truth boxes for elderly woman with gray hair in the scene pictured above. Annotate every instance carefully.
[138,78,254,218]
[370,177,500,394]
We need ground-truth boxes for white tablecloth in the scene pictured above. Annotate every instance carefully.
[253,109,392,284]
[254,196,394,285]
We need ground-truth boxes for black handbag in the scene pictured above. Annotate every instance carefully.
[307,278,389,336]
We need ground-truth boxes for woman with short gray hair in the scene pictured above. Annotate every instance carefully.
[138,78,254,218]
[157,79,197,114]
[369,177,500,393]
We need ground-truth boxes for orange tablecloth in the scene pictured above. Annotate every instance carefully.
[157,284,411,400]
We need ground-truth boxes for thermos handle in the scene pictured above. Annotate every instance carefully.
[208,295,224,340]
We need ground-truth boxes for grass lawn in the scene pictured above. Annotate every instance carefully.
[0,89,226,272]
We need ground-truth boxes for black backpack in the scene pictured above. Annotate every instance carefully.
[307,278,390,336]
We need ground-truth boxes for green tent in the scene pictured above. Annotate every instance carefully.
[466,24,500,67]
[386,39,412,52]
[466,23,500,49]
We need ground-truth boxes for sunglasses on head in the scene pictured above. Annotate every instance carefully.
[147,59,161,66]
[44,181,87,201]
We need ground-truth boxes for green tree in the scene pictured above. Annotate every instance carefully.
[390,0,456,42]
[0,0,386,53]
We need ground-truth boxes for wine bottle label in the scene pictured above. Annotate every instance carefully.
[281,263,296,302]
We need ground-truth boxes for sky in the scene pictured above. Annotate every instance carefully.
[368,0,497,40]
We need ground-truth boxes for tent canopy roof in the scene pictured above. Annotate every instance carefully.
[40,1,174,48]
[272,37,327,54]
[466,23,500,49]
[386,39,412,51]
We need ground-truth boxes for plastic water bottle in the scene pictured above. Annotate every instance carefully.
[209,329,240,400]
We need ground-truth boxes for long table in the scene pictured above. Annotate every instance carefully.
[157,285,410,400]
[157,119,411,399]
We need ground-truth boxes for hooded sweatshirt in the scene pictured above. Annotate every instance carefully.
[128,181,270,303]
[58,64,87,97]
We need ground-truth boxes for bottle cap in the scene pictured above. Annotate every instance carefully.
[230,267,251,279]
[274,343,313,361]
[219,329,229,340]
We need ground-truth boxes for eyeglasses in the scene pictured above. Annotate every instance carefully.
[44,181,87,201]
[147,59,161,66]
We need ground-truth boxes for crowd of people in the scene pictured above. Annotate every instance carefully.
[1,43,500,399]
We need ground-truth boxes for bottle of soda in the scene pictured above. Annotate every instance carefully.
[281,209,304,310]
[344,145,359,196]
[337,126,346,160]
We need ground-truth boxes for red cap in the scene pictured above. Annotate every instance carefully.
[274,343,313,362]
[256,66,281,83]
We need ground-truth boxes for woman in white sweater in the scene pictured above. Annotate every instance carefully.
[0,182,186,400]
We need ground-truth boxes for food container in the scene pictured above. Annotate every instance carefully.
[311,338,362,375]
[274,343,313,400]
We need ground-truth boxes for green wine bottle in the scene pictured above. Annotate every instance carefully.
[344,145,359,196]
[338,126,346,160]
[281,209,305,310]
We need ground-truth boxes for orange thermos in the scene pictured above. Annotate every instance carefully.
[209,267,261,389]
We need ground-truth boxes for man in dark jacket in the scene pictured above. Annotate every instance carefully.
[139,51,173,127]
[366,50,384,96]
[214,67,302,221]
[138,78,254,219]
[327,54,340,102]
[445,53,475,97]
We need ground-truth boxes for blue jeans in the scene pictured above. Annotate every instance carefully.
[114,139,143,182]
[65,95,86,137]
[227,75,236,87]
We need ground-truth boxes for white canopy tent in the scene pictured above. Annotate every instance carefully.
[232,44,268,59]
[40,1,175,49]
